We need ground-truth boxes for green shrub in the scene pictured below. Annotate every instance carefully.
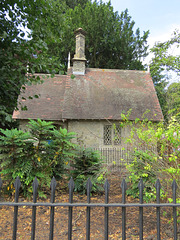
[0,119,76,197]
[126,150,166,202]
[69,148,106,194]
[49,127,77,179]
[121,114,180,202]
[0,128,50,197]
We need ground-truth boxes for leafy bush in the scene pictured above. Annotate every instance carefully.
[69,148,106,193]
[121,114,180,202]
[126,150,166,202]
[49,127,76,179]
[0,119,76,197]
[0,128,37,196]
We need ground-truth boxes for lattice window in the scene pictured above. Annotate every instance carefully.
[104,125,112,145]
[104,125,121,145]
[114,125,121,145]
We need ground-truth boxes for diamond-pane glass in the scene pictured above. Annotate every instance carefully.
[104,125,112,145]
[114,126,121,145]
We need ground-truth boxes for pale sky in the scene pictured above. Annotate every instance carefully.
[102,0,180,65]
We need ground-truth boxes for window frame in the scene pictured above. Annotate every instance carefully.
[103,124,121,146]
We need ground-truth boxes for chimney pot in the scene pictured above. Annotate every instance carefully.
[73,28,86,75]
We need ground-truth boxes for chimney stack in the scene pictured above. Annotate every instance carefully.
[73,28,86,75]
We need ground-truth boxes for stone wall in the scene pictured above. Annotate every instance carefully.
[68,119,132,148]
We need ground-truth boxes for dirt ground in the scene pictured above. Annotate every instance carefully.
[0,172,179,240]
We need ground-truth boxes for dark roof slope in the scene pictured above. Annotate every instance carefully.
[13,68,163,121]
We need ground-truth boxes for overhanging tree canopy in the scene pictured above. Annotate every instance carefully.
[30,0,149,70]
[0,0,60,128]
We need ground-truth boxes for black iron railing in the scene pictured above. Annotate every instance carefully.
[0,177,179,240]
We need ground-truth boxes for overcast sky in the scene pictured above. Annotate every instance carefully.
[102,0,180,65]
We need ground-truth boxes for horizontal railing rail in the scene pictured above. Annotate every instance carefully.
[0,202,180,207]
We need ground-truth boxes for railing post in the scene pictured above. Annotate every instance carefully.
[49,177,57,240]
[68,177,74,240]
[86,178,92,240]
[31,177,38,240]
[104,179,110,240]
[172,180,177,240]
[13,177,21,240]
[138,178,144,240]
[155,179,161,240]
[121,178,127,240]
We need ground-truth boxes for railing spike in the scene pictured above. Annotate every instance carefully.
[104,179,110,205]
[155,178,161,190]
[138,178,144,190]
[0,178,2,190]
[14,176,21,203]
[172,179,177,204]
[32,177,38,203]
[121,178,127,191]
[32,177,39,191]
[68,177,74,191]
[50,177,57,190]
[86,178,92,192]
[172,179,177,191]
[14,176,21,192]
[104,179,110,192]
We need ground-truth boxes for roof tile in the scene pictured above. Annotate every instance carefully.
[13,69,164,121]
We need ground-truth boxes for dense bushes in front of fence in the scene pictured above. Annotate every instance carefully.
[0,119,105,197]
[69,147,106,193]
[120,114,180,202]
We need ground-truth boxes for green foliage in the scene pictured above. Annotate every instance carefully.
[0,119,76,197]
[166,82,180,121]
[126,150,166,202]
[31,0,149,71]
[49,127,77,179]
[69,148,106,193]
[65,0,90,9]
[0,119,105,197]
[150,30,180,120]
[0,0,63,128]
[122,114,180,201]
[0,128,40,197]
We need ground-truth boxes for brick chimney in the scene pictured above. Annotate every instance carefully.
[72,28,86,75]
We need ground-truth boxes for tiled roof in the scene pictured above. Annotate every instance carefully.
[13,68,164,121]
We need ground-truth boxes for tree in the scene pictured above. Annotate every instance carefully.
[150,30,180,120]
[65,0,90,9]
[166,82,180,120]
[0,0,61,129]
[30,0,149,70]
